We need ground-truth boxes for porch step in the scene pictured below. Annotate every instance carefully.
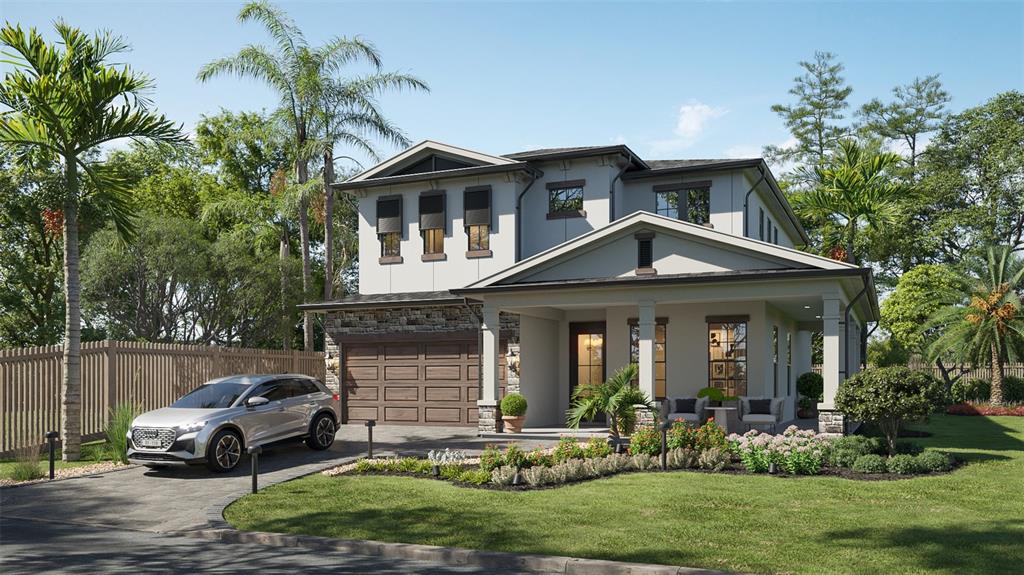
[479,428,609,441]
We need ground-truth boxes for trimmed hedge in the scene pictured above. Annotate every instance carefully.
[951,376,1024,404]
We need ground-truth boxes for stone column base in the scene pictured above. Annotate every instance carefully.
[478,402,500,434]
[818,409,847,435]
[634,404,656,428]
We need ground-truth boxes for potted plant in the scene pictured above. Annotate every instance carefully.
[500,393,528,433]
[697,386,726,407]
[797,372,824,418]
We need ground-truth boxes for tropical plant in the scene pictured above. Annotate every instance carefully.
[834,366,946,454]
[0,22,184,459]
[198,1,427,347]
[796,139,906,264]
[566,364,654,439]
[926,247,1024,405]
[105,403,140,464]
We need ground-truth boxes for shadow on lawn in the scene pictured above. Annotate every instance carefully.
[905,414,1024,463]
[823,519,1024,574]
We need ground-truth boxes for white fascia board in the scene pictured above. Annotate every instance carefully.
[348,140,518,183]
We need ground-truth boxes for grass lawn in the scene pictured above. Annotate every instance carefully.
[225,415,1024,575]
[0,440,113,480]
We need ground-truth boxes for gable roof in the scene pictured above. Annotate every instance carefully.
[347,140,518,183]
[463,211,855,289]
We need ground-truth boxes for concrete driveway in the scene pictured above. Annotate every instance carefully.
[1,425,550,574]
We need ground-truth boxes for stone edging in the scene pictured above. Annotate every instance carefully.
[181,528,735,575]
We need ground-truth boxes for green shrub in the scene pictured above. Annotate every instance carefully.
[694,419,728,451]
[851,454,888,474]
[439,465,464,481]
[916,451,954,472]
[9,446,44,481]
[105,403,140,464]
[628,425,661,456]
[479,445,504,472]
[829,434,884,467]
[503,444,527,469]
[500,393,527,417]
[396,457,433,474]
[829,447,862,468]
[886,454,922,475]
[455,468,491,485]
[666,420,696,450]
[835,367,946,454]
[354,459,380,473]
[526,448,553,468]
[952,376,1024,403]
[582,437,611,459]
[552,437,585,462]
[797,372,824,402]
[696,387,725,402]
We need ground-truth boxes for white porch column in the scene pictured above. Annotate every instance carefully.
[637,300,656,401]
[479,302,501,433]
[820,296,846,433]
[793,330,813,379]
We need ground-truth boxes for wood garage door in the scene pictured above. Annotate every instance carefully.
[342,338,506,426]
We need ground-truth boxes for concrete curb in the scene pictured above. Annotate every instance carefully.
[183,528,733,575]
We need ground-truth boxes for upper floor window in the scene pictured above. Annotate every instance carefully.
[419,191,446,260]
[464,186,492,256]
[377,196,403,263]
[547,180,586,218]
[653,182,710,224]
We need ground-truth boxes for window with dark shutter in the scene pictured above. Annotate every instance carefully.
[759,208,765,240]
[635,230,654,273]
[377,196,402,234]
[464,186,491,227]
[419,192,446,231]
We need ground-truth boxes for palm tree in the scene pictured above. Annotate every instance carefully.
[928,247,1024,405]
[797,139,905,264]
[198,0,423,349]
[315,73,427,300]
[0,22,184,460]
[566,364,654,440]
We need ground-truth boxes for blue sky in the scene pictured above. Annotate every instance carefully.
[4,1,1023,169]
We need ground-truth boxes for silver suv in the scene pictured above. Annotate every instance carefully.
[128,374,340,472]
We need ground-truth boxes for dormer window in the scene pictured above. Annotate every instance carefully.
[635,231,655,275]
[547,180,586,219]
[377,196,402,264]
[464,186,492,257]
[653,181,710,224]
[419,191,446,261]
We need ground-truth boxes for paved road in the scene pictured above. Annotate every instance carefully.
[0,425,551,574]
[0,516,539,574]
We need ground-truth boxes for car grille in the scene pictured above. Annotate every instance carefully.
[131,427,176,451]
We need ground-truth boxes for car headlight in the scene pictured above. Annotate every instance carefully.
[176,421,207,434]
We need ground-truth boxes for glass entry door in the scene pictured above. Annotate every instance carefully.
[570,322,606,424]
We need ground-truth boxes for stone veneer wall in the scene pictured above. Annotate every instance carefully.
[323,303,520,433]
[817,409,846,434]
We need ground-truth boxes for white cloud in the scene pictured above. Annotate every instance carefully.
[724,144,762,159]
[609,134,628,145]
[647,100,728,156]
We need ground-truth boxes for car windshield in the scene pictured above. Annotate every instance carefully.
[171,382,251,409]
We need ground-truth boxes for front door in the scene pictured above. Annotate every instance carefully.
[570,322,606,423]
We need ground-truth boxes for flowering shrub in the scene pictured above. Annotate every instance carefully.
[947,403,1024,416]
[628,425,662,456]
[503,444,527,469]
[552,436,586,462]
[526,448,554,468]
[583,436,612,458]
[728,426,832,475]
[667,419,729,451]
[479,445,504,472]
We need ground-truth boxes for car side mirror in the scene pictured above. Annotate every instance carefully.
[246,396,270,409]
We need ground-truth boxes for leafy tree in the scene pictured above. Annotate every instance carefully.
[795,140,905,264]
[566,364,653,439]
[198,0,409,350]
[0,153,64,346]
[927,247,1024,405]
[858,74,950,176]
[866,337,911,368]
[0,23,183,459]
[195,109,291,197]
[835,366,945,455]
[765,51,853,188]
[919,91,1024,257]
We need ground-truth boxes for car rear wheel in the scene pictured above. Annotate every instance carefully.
[206,429,243,473]
[306,413,336,450]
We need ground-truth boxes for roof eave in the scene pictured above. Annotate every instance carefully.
[507,145,649,170]
[331,163,538,192]
[620,158,762,180]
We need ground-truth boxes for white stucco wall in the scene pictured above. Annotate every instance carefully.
[518,315,562,427]
[356,174,521,294]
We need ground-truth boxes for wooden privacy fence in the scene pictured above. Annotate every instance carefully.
[0,340,325,454]
[811,362,1024,380]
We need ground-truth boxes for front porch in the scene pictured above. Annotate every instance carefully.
[469,280,869,436]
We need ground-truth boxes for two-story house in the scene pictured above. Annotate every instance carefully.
[301,141,878,434]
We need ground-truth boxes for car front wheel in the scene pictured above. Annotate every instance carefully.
[306,413,336,450]
[206,429,243,472]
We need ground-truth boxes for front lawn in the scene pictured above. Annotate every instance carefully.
[0,440,114,480]
[225,415,1024,575]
